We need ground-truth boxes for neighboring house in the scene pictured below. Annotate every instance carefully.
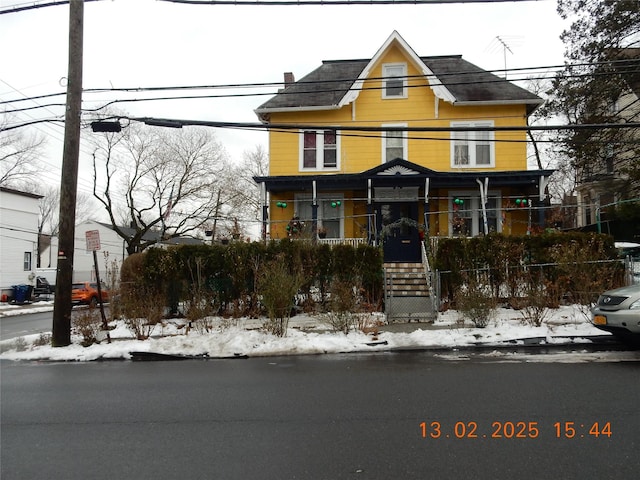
[45,221,206,284]
[575,48,640,232]
[70,221,139,284]
[254,31,553,263]
[0,187,43,298]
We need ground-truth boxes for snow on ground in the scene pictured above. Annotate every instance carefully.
[0,301,615,362]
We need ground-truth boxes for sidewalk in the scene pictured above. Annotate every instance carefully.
[0,300,55,317]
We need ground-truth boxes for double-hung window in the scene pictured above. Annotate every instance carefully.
[383,124,407,163]
[450,193,502,236]
[382,63,407,98]
[295,195,343,238]
[451,121,494,168]
[301,130,339,171]
[23,252,32,271]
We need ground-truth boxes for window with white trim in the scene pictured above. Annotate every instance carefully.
[300,130,339,171]
[449,193,501,236]
[23,252,32,271]
[295,194,344,238]
[383,124,407,163]
[382,63,407,98]
[451,121,495,168]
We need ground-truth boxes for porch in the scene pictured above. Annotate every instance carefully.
[255,158,554,262]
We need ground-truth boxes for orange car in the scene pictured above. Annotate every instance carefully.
[71,282,109,306]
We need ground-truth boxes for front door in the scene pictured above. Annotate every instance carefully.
[378,202,421,262]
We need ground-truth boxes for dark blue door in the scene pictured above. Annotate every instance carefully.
[379,202,421,263]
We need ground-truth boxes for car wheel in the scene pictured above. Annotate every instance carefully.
[89,296,98,308]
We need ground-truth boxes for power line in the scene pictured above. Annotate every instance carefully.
[127,116,640,134]
[3,59,637,110]
[157,0,545,5]
[0,0,103,15]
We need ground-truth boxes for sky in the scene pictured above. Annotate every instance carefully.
[0,0,569,201]
[4,301,638,363]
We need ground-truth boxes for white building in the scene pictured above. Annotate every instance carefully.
[0,187,43,298]
[71,220,133,285]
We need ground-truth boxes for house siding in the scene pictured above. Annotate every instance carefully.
[268,47,529,177]
[0,189,41,294]
[257,32,547,243]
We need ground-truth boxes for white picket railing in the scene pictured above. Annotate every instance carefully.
[317,238,367,247]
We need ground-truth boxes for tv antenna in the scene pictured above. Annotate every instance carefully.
[486,36,522,79]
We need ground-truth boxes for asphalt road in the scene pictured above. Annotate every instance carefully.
[0,311,53,341]
[2,354,639,480]
[0,307,110,341]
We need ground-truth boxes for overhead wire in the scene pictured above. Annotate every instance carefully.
[2,59,638,114]
[0,79,105,196]
[157,0,550,5]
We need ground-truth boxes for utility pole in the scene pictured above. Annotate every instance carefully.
[52,0,84,347]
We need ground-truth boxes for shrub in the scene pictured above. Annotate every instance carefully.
[33,332,52,347]
[258,256,303,337]
[189,317,218,335]
[455,280,497,328]
[72,307,103,347]
[513,270,551,327]
[183,256,217,321]
[115,285,164,340]
[324,278,359,334]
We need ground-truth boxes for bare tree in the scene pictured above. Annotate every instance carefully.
[0,114,46,186]
[29,184,96,237]
[226,144,269,238]
[91,123,231,254]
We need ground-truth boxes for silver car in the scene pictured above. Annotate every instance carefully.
[591,284,640,339]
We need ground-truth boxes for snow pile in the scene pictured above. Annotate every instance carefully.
[0,303,606,362]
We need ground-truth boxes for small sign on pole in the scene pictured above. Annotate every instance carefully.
[85,230,101,251]
[84,230,110,343]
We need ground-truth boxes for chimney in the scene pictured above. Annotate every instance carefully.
[284,72,295,86]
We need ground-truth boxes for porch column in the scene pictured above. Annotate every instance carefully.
[260,182,268,242]
[538,175,550,229]
[423,177,430,233]
[312,180,318,242]
[367,178,374,245]
[476,177,489,235]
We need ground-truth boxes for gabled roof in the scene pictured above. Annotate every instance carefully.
[0,186,43,200]
[256,31,542,118]
[92,221,206,246]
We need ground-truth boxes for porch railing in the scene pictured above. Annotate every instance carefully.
[317,238,367,247]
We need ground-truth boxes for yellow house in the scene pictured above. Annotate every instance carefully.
[254,31,553,263]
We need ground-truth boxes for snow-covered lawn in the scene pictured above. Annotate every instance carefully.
[0,301,608,362]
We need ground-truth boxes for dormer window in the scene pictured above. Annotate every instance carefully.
[382,63,407,98]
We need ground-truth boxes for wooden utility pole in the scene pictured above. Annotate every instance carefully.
[52,0,84,347]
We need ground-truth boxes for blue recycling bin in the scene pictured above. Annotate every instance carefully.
[12,284,33,303]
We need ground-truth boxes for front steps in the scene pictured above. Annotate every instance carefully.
[384,262,437,323]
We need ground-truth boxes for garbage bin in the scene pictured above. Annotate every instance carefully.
[12,284,33,304]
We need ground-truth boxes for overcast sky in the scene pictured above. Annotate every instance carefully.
[1,0,569,198]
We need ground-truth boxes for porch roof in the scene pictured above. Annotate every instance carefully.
[254,159,554,193]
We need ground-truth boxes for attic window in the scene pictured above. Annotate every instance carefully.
[382,63,407,98]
